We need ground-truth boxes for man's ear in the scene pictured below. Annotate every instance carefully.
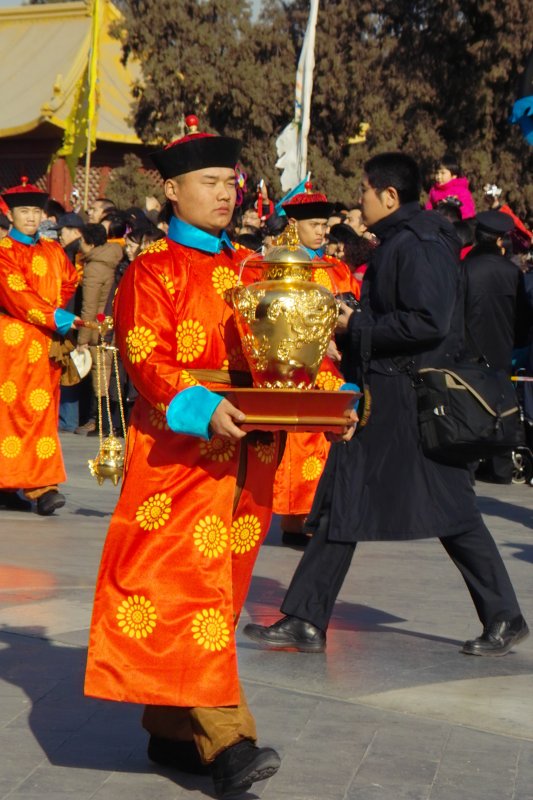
[164,179,179,203]
[6,210,13,224]
[383,186,400,210]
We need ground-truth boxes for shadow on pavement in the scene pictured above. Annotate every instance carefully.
[477,494,533,528]
[245,576,462,646]
[0,627,215,795]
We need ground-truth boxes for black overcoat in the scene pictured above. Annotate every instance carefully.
[306,203,482,542]
[464,248,527,371]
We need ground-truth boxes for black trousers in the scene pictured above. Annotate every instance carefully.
[280,512,522,632]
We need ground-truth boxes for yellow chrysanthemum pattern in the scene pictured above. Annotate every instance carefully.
[2,322,25,347]
[1,436,22,459]
[212,265,239,300]
[27,308,47,326]
[199,436,236,462]
[7,273,27,292]
[136,492,172,531]
[0,381,17,404]
[149,402,169,431]
[191,608,231,652]
[126,326,157,363]
[117,595,157,639]
[0,236,12,249]
[312,269,333,291]
[193,515,229,558]
[181,370,199,387]
[28,339,43,364]
[158,272,175,295]
[176,320,206,363]
[36,437,57,459]
[29,388,51,412]
[31,254,48,277]
[143,239,168,254]
[231,514,261,554]
[315,371,344,391]
[254,440,276,464]
[302,455,323,481]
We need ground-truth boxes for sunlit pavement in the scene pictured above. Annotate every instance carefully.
[0,432,531,799]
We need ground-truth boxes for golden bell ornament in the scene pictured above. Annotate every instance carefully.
[88,435,124,486]
[233,223,338,389]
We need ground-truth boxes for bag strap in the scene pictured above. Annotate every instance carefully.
[418,368,518,418]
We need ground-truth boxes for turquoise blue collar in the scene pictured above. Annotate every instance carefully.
[305,245,325,259]
[168,216,234,254]
[9,229,39,246]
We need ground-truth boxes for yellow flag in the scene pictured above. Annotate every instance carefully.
[56,0,101,180]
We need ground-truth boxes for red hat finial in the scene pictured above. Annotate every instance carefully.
[185,114,199,133]
[21,175,29,186]
[304,181,313,193]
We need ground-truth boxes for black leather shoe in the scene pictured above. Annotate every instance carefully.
[462,616,529,656]
[243,615,326,653]
[0,491,32,512]
[281,530,311,547]
[211,739,280,798]
[147,735,209,775]
[36,490,66,516]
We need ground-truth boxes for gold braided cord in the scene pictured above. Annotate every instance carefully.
[112,346,127,438]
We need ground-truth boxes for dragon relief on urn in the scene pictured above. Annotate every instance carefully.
[233,224,338,389]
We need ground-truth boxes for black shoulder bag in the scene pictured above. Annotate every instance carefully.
[402,338,524,461]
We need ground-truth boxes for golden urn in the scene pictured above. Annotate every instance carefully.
[88,435,124,486]
[233,225,338,389]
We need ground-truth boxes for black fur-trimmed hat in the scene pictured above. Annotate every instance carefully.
[282,181,334,220]
[150,115,241,180]
[2,177,48,209]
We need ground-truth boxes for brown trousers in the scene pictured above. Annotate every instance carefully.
[24,485,59,500]
[142,682,256,763]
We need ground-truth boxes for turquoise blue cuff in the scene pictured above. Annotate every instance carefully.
[54,308,76,335]
[341,382,362,414]
[341,382,360,392]
[166,386,224,440]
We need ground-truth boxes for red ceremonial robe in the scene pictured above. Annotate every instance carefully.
[0,234,79,489]
[85,238,281,707]
[273,255,360,516]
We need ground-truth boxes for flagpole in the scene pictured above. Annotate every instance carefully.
[84,0,100,210]
[275,0,319,191]
[297,0,319,181]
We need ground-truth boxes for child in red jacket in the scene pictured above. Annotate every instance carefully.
[426,154,476,219]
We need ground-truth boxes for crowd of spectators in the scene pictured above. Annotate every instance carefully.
[6,155,530,484]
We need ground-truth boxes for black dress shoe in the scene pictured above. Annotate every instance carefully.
[281,530,311,547]
[211,739,280,798]
[243,615,326,653]
[0,491,32,512]
[36,490,66,516]
[147,735,209,775]
[462,615,529,656]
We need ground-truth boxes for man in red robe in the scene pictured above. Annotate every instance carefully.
[85,117,287,798]
[273,185,360,543]
[0,181,79,515]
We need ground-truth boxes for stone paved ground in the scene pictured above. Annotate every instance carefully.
[0,433,531,799]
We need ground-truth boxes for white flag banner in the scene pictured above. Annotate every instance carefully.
[275,0,319,191]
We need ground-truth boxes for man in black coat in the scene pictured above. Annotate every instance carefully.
[245,153,528,657]
[465,210,530,483]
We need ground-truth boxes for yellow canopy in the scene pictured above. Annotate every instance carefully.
[0,0,143,145]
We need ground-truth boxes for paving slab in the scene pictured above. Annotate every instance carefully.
[0,432,531,800]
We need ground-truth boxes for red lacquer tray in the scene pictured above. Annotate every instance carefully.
[217,388,360,433]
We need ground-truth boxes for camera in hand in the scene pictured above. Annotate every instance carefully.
[335,291,360,312]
